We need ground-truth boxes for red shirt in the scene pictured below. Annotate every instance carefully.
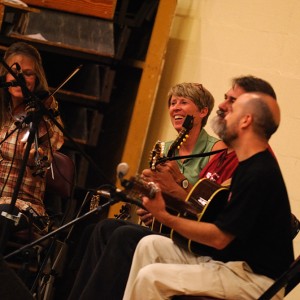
[200,146,275,185]
[199,150,238,185]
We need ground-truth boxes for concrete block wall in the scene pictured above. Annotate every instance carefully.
[142,1,300,298]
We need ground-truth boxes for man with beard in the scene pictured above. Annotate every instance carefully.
[123,92,294,300]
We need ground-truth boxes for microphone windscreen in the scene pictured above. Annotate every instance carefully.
[117,162,129,178]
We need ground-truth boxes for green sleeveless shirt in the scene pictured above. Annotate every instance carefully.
[163,129,219,185]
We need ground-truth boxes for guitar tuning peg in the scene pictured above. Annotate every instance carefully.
[182,138,186,142]
[185,134,189,138]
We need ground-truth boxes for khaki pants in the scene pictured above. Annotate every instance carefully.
[123,235,284,300]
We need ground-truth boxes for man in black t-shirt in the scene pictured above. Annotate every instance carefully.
[123,92,294,300]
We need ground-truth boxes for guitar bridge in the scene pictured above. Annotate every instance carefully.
[197,197,208,207]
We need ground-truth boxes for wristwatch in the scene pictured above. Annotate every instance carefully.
[181,178,189,189]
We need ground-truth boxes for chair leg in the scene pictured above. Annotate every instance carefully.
[34,240,69,300]
[258,256,300,300]
[284,272,300,296]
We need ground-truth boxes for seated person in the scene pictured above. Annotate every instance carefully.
[0,42,64,239]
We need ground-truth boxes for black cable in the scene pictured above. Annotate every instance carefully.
[156,148,228,166]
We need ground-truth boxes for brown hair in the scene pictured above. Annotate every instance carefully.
[0,42,49,123]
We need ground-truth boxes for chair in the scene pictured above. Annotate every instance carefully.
[31,151,77,298]
[256,214,300,299]
[45,151,76,226]
[258,255,300,300]
[173,214,300,300]
[4,151,76,291]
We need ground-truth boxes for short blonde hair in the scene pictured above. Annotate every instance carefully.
[167,82,215,127]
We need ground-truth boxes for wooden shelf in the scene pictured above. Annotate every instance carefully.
[9,32,115,58]
[0,34,114,64]
[0,1,40,13]
[23,0,117,20]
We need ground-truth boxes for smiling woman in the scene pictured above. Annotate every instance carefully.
[164,82,226,185]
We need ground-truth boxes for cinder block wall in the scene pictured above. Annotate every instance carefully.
[142,1,300,298]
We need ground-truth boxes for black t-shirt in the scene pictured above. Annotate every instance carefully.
[213,150,294,280]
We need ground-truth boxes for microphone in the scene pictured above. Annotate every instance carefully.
[0,76,19,88]
[96,188,129,204]
[117,162,129,181]
[96,188,122,198]
[15,62,25,82]
[0,81,19,88]
[96,188,145,209]
[116,162,133,189]
[15,63,31,100]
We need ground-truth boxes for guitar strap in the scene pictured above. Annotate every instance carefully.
[157,148,228,165]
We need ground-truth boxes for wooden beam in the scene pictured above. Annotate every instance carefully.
[108,0,177,219]
[0,1,40,13]
[22,0,117,19]
[0,1,39,33]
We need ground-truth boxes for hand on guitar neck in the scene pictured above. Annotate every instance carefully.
[142,161,190,200]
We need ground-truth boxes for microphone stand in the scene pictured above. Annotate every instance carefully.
[0,58,47,253]
[4,191,121,260]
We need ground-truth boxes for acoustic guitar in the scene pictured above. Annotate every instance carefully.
[170,178,229,255]
[95,176,229,254]
[148,114,193,231]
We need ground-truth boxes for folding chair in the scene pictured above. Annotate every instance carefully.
[258,255,300,299]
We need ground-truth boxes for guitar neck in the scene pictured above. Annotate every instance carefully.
[122,177,198,217]
[166,115,193,157]
[162,192,198,216]
[166,131,185,157]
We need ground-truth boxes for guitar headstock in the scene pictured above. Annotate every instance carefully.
[149,140,165,170]
[167,115,194,157]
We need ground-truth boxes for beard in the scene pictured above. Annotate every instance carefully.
[211,113,238,147]
[211,113,225,138]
